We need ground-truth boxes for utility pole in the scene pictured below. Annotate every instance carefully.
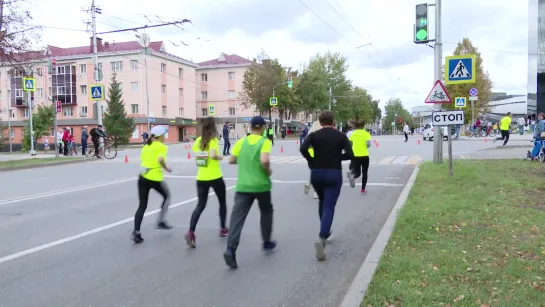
[328,86,332,111]
[432,0,443,164]
[25,67,35,156]
[91,0,102,128]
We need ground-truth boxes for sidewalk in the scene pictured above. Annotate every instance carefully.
[0,153,85,162]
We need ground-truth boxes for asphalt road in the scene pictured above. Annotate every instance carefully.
[0,138,417,307]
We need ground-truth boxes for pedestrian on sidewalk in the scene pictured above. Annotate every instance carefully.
[223,116,276,269]
[131,125,173,244]
[403,122,409,142]
[494,112,512,146]
[304,120,323,199]
[517,116,526,135]
[346,119,372,195]
[300,111,354,261]
[185,117,228,247]
[222,122,231,156]
[81,126,89,155]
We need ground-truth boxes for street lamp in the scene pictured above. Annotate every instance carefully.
[136,32,151,132]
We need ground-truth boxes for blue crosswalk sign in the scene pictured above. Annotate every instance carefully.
[445,55,476,85]
[90,84,104,101]
[454,97,466,108]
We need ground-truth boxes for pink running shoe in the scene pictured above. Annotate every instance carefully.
[220,228,229,237]
[185,231,196,248]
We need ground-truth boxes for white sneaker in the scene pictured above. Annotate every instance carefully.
[304,184,310,195]
[314,238,326,261]
[313,192,318,199]
[346,171,355,188]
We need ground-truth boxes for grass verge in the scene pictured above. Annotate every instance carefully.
[362,160,545,307]
[0,157,81,168]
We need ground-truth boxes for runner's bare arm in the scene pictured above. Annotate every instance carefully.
[260,152,272,176]
[210,149,223,160]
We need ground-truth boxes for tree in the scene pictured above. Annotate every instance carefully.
[383,98,413,133]
[444,38,493,123]
[369,99,382,125]
[0,123,6,150]
[21,104,54,152]
[103,74,135,144]
[333,87,373,123]
[0,0,42,68]
[298,51,352,114]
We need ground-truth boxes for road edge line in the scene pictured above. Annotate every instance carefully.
[338,165,420,307]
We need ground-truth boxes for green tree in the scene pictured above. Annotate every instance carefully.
[369,99,382,125]
[333,86,373,123]
[444,38,493,123]
[103,74,135,144]
[383,98,413,133]
[0,123,6,150]
[297,51,352,114]
[21,104,54,151]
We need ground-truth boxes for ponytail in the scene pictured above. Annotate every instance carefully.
[146,134,155,146]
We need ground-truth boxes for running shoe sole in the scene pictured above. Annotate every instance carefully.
[347,171,355,188]
[314,240,326,261]
[223,251,238,269]
[185,234,196,248]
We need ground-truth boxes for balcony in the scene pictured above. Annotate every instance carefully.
[11,98,29,108]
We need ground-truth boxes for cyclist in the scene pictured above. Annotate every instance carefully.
[131,125,173,244]
[185,117,228,247]
[89,125,109,158]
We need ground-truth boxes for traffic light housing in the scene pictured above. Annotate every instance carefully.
[56,101,61,113]
[414,4,429,44]
[287,77,293,88]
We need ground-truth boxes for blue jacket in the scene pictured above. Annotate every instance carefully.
[222,125,229,137]
[534,120,545,139]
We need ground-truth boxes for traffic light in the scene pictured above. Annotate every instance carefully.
[287,77,293,88]
[414,4,429,44]
[56,101,61,113]
[48,58,57,74]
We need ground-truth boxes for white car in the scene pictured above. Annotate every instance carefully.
[422,123,455,141]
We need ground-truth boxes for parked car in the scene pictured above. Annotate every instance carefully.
[422,123,456,141]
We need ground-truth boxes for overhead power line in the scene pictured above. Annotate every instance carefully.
[297,0,353,45]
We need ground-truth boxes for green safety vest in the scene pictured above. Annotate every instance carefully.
[235,137,271,193]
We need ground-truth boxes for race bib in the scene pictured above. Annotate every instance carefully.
[195,151,209,167]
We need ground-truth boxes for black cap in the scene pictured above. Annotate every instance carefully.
[251,116,266,128]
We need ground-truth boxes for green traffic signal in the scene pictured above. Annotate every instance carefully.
[287,77,293,88]
[416,29,428,41]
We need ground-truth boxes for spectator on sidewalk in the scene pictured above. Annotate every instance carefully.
[223,122,231,156]
[62,128,70,156]
[56,129,63,154]
[81,126,89,155]
[517,116,526,135]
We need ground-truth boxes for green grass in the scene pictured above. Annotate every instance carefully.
[0,157,80,168]
[362,160,545,307]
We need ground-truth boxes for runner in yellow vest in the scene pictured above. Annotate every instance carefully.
[494,112,512,146]
[185,117,227,247]
[346,120,372,195]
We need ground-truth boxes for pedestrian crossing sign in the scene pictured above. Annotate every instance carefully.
[445,54,476,84]
[22,77,35,92]
[454,97,466,108]
[208,104,215,115]
[90,84,104,101]
[270,97,278,106]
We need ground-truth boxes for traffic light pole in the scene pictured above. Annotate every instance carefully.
[431,0,443,164]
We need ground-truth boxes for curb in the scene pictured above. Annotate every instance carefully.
[0,158,93,172]
[338,165,420,307]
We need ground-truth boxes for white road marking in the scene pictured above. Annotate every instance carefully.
[391,156,409,164]
[0,178,137,206]
[0,185,236,264]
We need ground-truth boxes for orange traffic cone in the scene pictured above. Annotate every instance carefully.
[417,139,421,145]
[184,144,188,149]
[280,146,284,153]
[187,152,191,159]
[484,137,488,142]
[124,155,129,163]
[296,139,299,145]
[375,141,379,148]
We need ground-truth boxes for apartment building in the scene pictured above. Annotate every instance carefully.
[196,53,256,138]
[0,38,199,147]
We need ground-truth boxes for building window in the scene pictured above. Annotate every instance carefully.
[178,88,183,96]
[80,64,86,74]
[201,74,208,82]
[9,128,14,138]
[57,86,66,95]
[201,108,208,116]
[131,104,139,114]
[111,61,123,72]
[56,66,65,74]
[228,90,236,99]
[10,109,14,118]
[228,72,235,80]
[179,108,184,117]
[161,84,166,94]
[36,68,43,76]
[15,89,23,97]
[23,108,30,118]
[37,88,43,97]
[80,106,88,116]
[201,91,208,99]
[131,60,138,70]
[97,62,102,70]
[161,63,166,72]
[131,82,138,92]
[80,85,87,95]
[162,106,167,117]
[63,107,73,117]
[229,107,235,116]
[51,65,77,106]
[178,68,183,78]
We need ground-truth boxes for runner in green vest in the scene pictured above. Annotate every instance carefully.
[223,116,276,269]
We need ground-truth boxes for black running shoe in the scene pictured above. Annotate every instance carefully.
[156,221,173,229]
[131,231,144,244]
[223,248,238,269]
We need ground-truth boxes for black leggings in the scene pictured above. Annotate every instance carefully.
[134,175,170,232]
[496,130,510,145]
[190,177,227,231]
[350,156,370,189]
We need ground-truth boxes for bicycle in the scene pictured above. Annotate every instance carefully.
[85,138,118,159]
[430,91,446,101]
[527,140,545,162]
